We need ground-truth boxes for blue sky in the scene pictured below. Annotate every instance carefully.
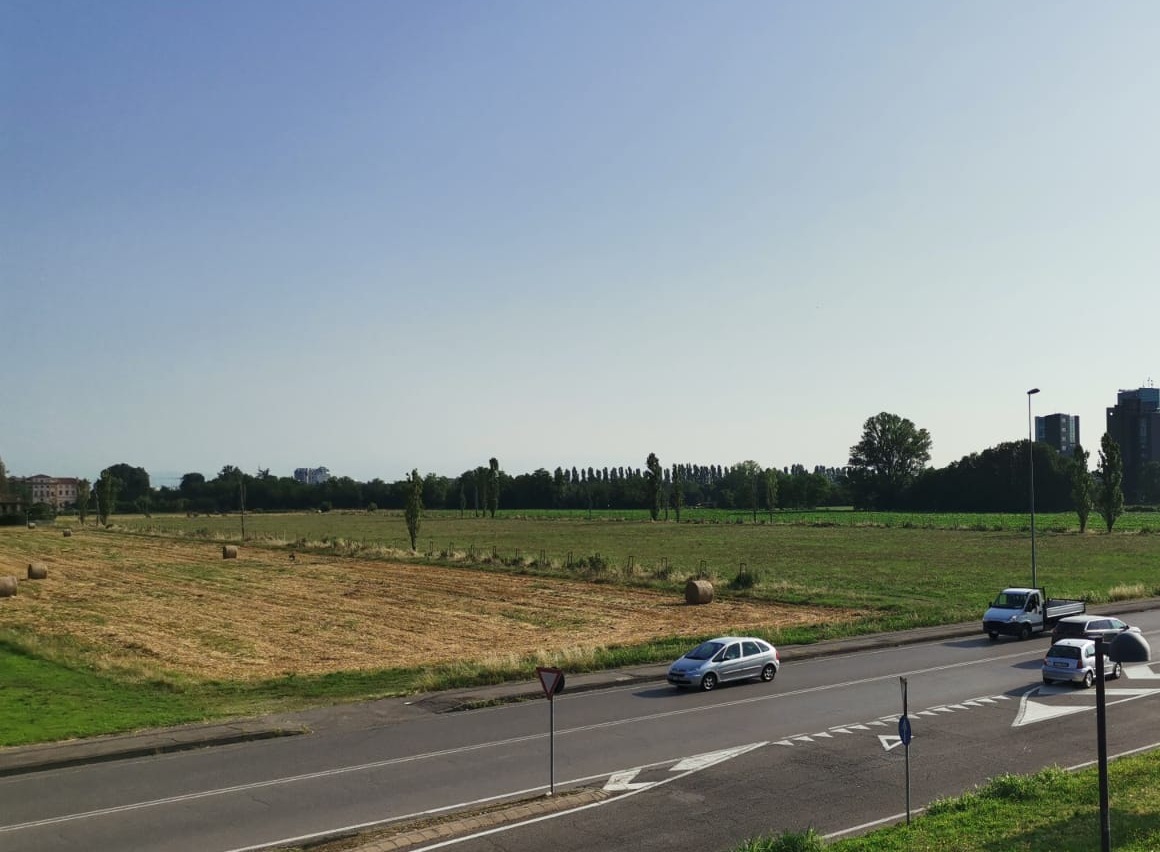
[3,1,1157,486]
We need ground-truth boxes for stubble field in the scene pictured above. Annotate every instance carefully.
[0,526,857,683]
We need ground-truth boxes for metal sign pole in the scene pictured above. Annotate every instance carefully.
[535,667,565,798]
[900,676,911,825]
[1096,637,1110,851]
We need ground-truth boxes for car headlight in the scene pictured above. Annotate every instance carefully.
[1008,615,1018,622]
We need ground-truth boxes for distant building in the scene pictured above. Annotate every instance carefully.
[1106,386,1160,502]
[15,475,79,508]
[293,467,331,485]
[1035,414,1081,458]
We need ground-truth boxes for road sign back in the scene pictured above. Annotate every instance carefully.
[536,666,565,700]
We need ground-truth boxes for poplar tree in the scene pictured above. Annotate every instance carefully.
[1069,445,1092,533]
[645,453,662,521]
[75,478,92,526]
[764,469,779,522]
[405,469,422,550]
[97,470,120,526]
[486,458,500,518]
[1096,434,1124,533]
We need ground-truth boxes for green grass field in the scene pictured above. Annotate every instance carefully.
[6,510,1158,748]
[112,509,1160,626]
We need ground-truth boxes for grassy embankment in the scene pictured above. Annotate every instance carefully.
[1,510,1157,746]
[738,758,1160,851]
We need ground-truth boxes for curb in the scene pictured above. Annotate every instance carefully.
[345,788,609,852]
[0,725,307,778]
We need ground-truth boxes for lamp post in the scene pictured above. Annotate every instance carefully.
[1027,388,1040,590]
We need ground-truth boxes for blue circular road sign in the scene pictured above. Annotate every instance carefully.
[898,714,912,746]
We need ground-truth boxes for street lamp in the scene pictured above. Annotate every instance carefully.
[1027,388,1040,590]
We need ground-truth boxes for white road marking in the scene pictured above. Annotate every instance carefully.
[603,770,651,792]
[878,735,904,751]
[671,742,766,772]
[1013,684,1160,727]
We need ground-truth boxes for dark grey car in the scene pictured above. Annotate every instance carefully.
[666,636,780,691]
[1051,615,1138,644]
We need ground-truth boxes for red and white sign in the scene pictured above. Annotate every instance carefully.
[536,666,565,700]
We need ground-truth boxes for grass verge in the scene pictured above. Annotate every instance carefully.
[738,756,1160,851]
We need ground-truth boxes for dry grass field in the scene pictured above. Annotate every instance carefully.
[0,527,859,683]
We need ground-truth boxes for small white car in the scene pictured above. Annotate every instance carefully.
[667,636,780,691]
[1042,638,1122,688]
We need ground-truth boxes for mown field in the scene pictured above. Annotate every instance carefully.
[1,511,1158,748]
[115,509,1160,621]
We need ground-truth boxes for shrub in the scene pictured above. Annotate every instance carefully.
[730,567,760,590]
[1108,583,1146,602]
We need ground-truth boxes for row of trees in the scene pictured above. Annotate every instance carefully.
[845,413,1132,531]
[5,410,1155,530]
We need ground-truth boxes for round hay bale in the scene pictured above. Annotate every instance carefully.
[27,562,48,580]
[26,522,36,530]
[222,545,238,559]
[0,576,17,597]
[685,578,714,605]
[63,529,73,537]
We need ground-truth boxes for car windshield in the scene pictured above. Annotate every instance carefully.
[685,641,725,661]
[993,592,1027,609]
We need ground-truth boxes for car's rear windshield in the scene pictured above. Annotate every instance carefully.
[1049,646,1082,660]
[685,641,725,661]
[1055,623,1084,635]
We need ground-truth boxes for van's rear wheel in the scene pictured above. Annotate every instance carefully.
[761,663,777,682]
[1082,670,1095,689]
[1110,662,1122,680]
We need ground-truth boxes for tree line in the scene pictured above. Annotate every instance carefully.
[5,410,1157,530]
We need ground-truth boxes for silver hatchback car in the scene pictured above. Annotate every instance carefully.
[667,636,780,691]
[1042,638,1122,688]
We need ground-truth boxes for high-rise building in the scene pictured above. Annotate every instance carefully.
[293,467,331,485]
[1106,386,1160,502]
[1035,414,1081,458]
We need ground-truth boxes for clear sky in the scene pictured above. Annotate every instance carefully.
[3,1,1157,486]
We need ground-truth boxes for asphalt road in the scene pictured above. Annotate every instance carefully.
[3,611,1158,852]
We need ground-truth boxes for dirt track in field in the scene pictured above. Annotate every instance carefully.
[0,528,859,681]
